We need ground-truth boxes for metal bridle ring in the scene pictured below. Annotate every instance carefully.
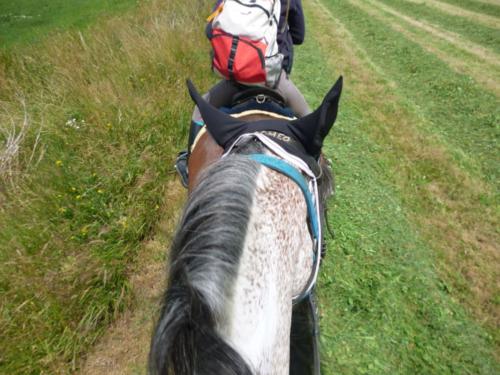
[256,94,266,104]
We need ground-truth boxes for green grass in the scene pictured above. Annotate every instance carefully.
[318,124,496,373]
[1,0,498,373]
[295,0,499,372]
[0,0,138,48]
[348,0,500,97]
[0,0,214,372]
[377,0,500,54]
[329,0,500,183]
[439,0,500,18]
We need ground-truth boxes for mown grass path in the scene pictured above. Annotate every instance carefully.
[402,0,500,29]
[365,0,500,65]
[446,0,500,17]
[298,0,499,373]
[347,0,500,96]
[377,0,500,54]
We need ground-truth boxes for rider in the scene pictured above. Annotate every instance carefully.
[176,0,309,186]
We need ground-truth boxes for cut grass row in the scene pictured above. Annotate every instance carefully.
[364,0,500,66]
[296,0,498,372]
[0,0,213,373]
[0,0,137,48]
[376,0,500,53]
[401,0,500,29]
[348,0,500,96]
[327,0,499,333]
[331,0,500,184]
[439,0,500,18]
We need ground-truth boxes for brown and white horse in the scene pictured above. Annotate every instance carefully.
[149,77,342,375]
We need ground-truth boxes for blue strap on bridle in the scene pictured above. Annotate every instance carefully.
[249,154,319,241]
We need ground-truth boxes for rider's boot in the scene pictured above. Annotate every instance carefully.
[290,292,321,375]
[175,120,203,188]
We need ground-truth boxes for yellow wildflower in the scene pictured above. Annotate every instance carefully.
[118,216,128,229]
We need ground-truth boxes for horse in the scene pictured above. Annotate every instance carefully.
[149,77,343,375]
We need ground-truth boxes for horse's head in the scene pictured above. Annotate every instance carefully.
[187,77,343,198]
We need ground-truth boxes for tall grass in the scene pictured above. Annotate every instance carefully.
[0,0,213,373]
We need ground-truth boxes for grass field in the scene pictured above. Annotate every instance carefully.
[0,0,214,373]
[301,0,499,372]
[0,0,137,48]
[0,0,498,373]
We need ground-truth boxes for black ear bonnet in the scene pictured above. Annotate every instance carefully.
[187,77,343,159]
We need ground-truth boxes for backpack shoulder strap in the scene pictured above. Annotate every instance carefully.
[207,1,224,23]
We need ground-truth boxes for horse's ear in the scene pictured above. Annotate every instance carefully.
[291,76,343,158]
[186,80,246,146]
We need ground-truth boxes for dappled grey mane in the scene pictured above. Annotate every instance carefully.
[149,139,334,374]
[170,154,261,317]
[149,154,261,375]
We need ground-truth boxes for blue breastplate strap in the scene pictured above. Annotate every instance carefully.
[249,154,319,240]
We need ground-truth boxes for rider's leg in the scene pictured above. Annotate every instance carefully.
[275,71,311,118]
[290,292,320,375]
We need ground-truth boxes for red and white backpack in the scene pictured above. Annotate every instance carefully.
[208,0,283,88]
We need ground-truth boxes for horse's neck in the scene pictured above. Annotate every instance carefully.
[220,167,313,374]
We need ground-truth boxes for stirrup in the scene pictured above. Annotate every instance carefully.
[175,151,189,188]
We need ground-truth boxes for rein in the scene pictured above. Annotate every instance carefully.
[222,132,323,303]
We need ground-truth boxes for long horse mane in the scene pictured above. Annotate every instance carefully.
[149,138,333,375]
[149,151,261,375]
